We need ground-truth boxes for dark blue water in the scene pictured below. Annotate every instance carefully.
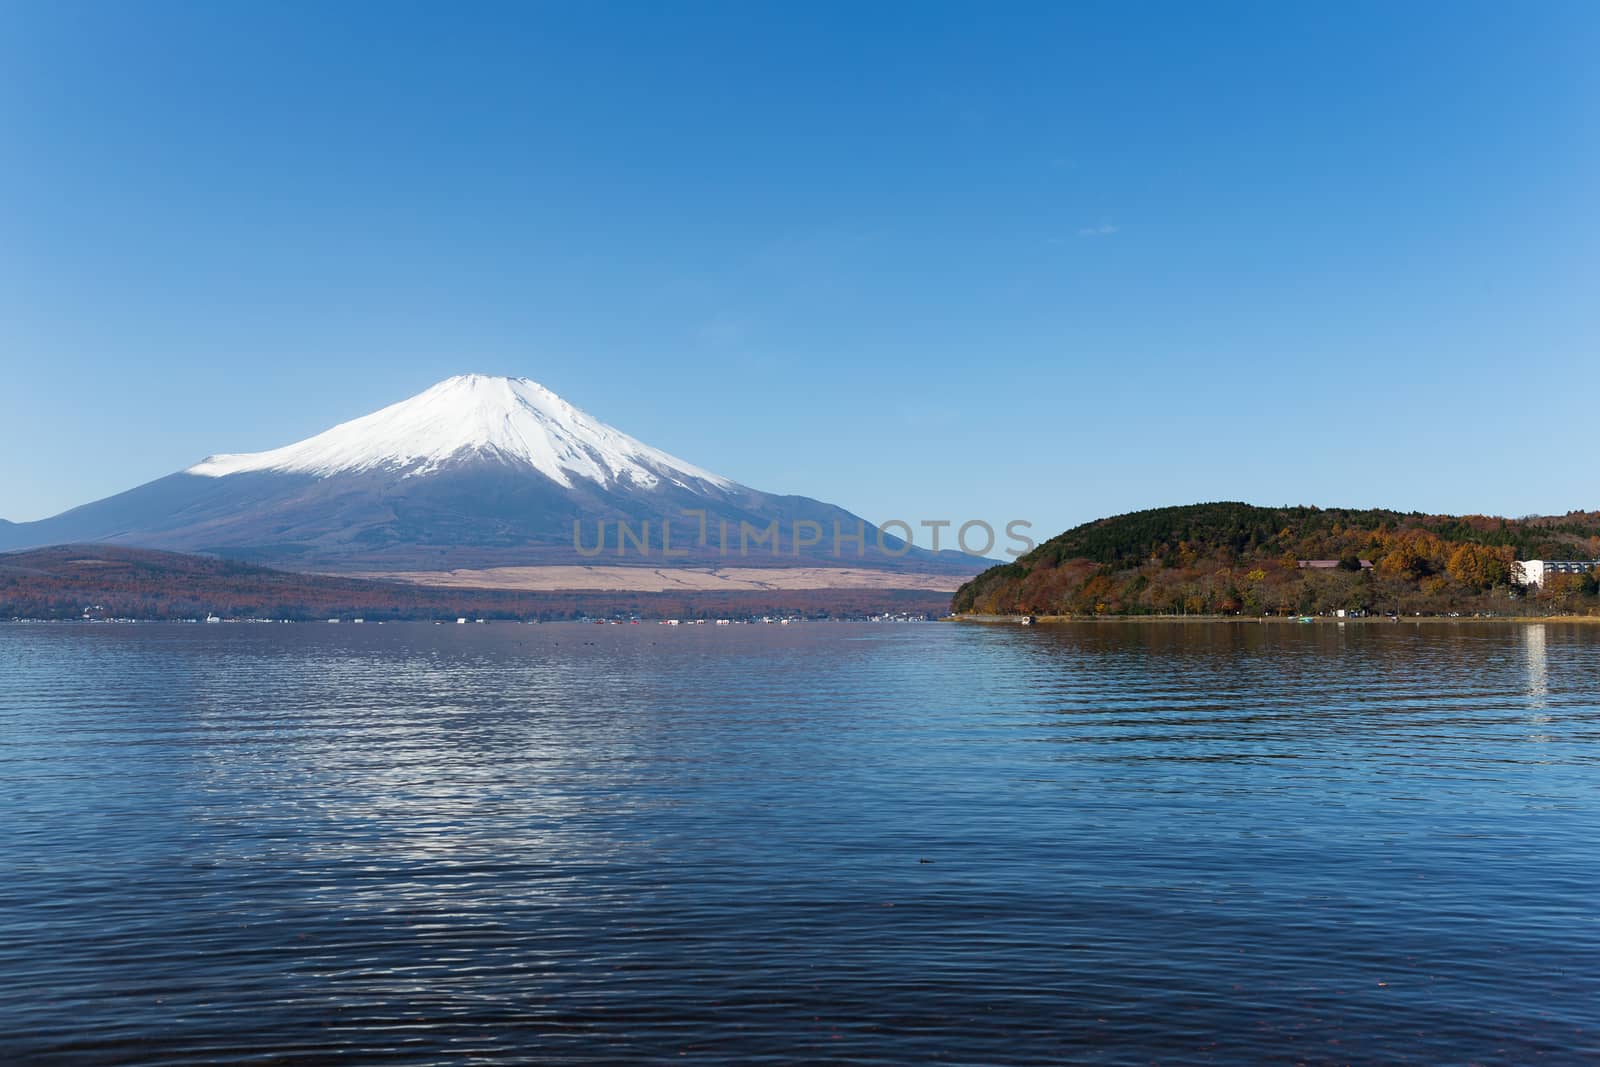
[2,620,1598,1064]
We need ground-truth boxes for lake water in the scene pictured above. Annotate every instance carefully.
[3,620,1598,1064]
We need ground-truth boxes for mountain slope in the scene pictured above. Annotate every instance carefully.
[0,375,978,575]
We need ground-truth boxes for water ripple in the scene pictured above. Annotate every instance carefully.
[2,621,1598,1064]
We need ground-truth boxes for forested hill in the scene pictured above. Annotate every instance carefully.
[953,502,1600,617]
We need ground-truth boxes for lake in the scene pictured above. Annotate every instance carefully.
[2,620,1598,1064]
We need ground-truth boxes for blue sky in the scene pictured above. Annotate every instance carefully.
[4,2,1597,543]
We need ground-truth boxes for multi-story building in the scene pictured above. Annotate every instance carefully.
[1515,560,1600,588]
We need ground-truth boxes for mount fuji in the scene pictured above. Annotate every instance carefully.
[0,375,975,575]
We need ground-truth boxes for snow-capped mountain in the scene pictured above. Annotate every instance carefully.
[188,375,733,490]
[0,375,975,574]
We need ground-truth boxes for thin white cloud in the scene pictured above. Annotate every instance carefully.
[1077,222,1118,237]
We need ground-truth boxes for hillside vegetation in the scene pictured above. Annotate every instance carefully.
[953,503,1600,617]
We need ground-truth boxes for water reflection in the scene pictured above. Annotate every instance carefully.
[1523,622,1549,706]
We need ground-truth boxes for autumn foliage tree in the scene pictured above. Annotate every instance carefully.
[953,502,1600,617]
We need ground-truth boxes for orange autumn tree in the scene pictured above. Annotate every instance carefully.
[1444,544,1514,590]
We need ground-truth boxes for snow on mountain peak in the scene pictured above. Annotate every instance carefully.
[187,374,736,491]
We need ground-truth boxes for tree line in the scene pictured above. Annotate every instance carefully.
[954,503,1600,617]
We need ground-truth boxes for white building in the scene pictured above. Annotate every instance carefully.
[1516,560,1600,588]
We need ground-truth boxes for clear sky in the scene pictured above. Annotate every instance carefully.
[4,2,1597,545]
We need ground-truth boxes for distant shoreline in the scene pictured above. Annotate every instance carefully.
[341,564,966,594]
[950,613,1600,625]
